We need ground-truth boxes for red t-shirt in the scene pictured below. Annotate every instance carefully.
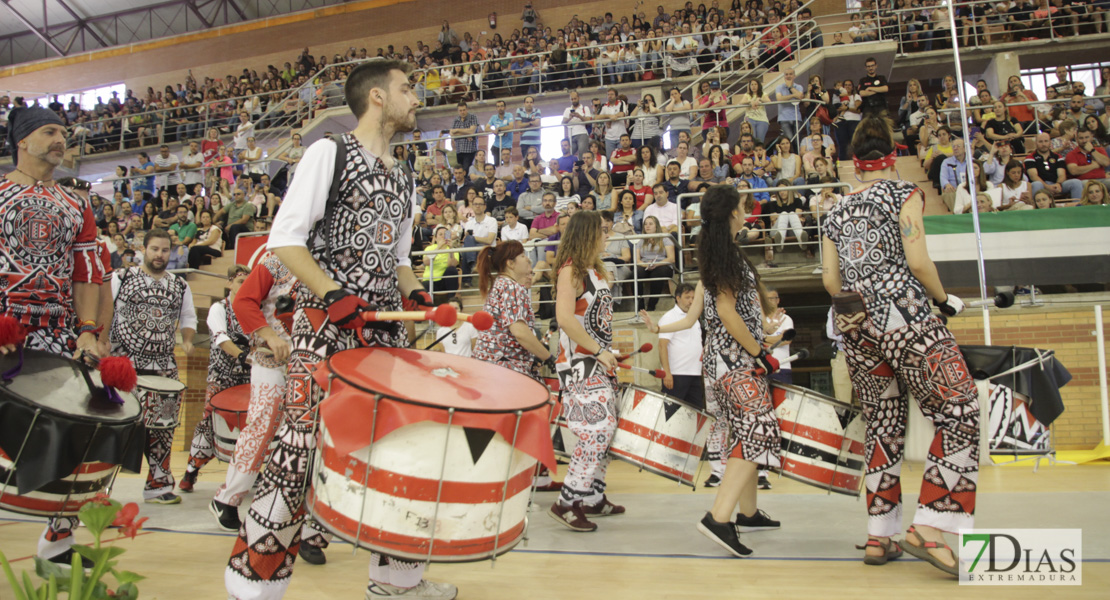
[627,184,652,209]
[201,139,223,163]
[743,198,763,225]
[730,151,753,171]
[610,148,635,173]
[1065,146,1108,180]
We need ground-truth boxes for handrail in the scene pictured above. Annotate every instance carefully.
[934,92,1110,114]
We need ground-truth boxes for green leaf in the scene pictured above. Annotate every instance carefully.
[46,574,57,600]
[110,569,146,585]
[33,557,66,582]
[20,570,39,600]
[115,581,139,600]
[78,500,122,541]
[69,552,83,600]
[0,551,32,600]
[72,545,125,565]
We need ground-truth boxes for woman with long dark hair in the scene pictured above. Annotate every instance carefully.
[820,113,979,575]
[472,240,554,380]
[548,211,623,531]
[641,184,781,558]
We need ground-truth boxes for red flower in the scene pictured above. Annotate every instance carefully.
[86,493,112,507]
[112,502,139,527]
[118,516,148,540]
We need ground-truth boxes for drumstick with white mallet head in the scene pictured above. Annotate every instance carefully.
[935,290,1015,324]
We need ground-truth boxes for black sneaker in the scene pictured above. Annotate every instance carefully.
[757,475,772,490]
[696,512,753,558]
[48,548,94,570]
[209,499,241,532]
[735,509,781,532]
[703,474,721,488]
[178,469,197,493]
[299,544,327,565]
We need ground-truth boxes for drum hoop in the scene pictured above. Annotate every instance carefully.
[134,376,186,393]
[0,387,140,426]
[325,355,551,415]
[771,381,856,412]
[619,383,712,417]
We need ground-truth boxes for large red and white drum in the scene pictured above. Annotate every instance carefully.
[0,350,144,516]
[771,382,865,496]
[210,384,278,463]
[307,347,555,563]
[608,385,714,487]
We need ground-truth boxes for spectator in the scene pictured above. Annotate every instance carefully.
[985,99,1026,154]
[940,138,972,211]
[485,179,515,224]
[774,67,806,148]
[591,171,616,211]
[133,151,157,203]
[494,148,516,180]
[1083,114,1110,147]
[461,195,498,274]
[423,226,460,298]
[599,216,632,307]
[951,161,1001,214]
[1025,132,1083,199]
[450,101,480,173]
[770,136,804,186]
[737,156,771,202]
[561,91,593,157]
[672,141,698,179]
[634,144,665,188]
[1065,128,1110,188]
[152,144,182,198]
[166,229,189,270]
[169,204,198,245]
[645,183,680,234]
[661,87,693,149]
[630,93,662,149]
[598,89,629,156]
[516,96,542,161]
[835,80,863,160]
[660,161,692,205]
[274,133,305,183]
[693,158,727,185]
[998,159,1034,210]
[423,185,452,229]
[1081,180,1109,205]
[1053,119,1079,154]
[766,180,809,258]
[225,187,255,249]
[555,174,581,213]
[231,111,254,157]
[665,22,698,79]
[487,100,515,165]
[610,133,636,186]
[633,215,676,311]
[612,189,644,234]
[501,206,529,244]
[1002,75,1038,134]
[697,80,730,139]
[858,57,890,116]
[707,145,731,179]
[528,192,560,264]
[516,173,545,223]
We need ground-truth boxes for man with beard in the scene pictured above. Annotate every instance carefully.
[223,59,455,600]
[1,106,103,567]
[107,228,198,504]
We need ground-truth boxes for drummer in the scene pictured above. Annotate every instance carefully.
[224,60,457,600]
[821,113,979,575]
[1,106,104,567]
[180,265,252,492]
[471,242,559,491]
[548,212,626,532]
[642,185,782,558]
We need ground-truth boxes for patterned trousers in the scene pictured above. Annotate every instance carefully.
[557,375,618,506]
[141,367,181,500]
[710,367,782,469]
[225,302,424,600]
[185,381,230,476]
[842,316,980,538]
[215,364,286,507]
[704,385,729,479]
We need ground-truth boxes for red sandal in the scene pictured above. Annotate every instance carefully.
[903,526,959,576]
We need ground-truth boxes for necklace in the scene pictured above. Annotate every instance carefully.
[12,167,54,186]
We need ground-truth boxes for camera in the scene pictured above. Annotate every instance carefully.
[575,160,585,167]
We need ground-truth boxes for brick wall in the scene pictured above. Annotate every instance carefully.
[945,304,1110,450]
[174,347,211,452]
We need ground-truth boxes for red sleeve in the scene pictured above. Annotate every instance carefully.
[233,265,275,335]
[72,201,103,285]
[98,240,113,278]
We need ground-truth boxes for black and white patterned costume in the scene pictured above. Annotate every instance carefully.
[110,266,196,499]
[185,297,251,476]
[555,266,618,506]
[702,268,781,468]
[824,179,979,538]
[226,134,421,600]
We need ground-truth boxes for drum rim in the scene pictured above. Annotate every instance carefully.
[771,381,855,411]
[134,375,187,393]
[0,353,141,424]
[619,383,712,417]
[325,349,551,414]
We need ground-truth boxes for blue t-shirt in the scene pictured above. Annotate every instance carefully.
[488,113,515,149]
[775,83,805,121]
[515,108,542,146]
[135,161,156,195]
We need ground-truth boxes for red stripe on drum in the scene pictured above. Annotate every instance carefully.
[0,489,109,516]
[780,457,863,496]
[615,420,701,457]
[779,418,845,452]
[608,446,696,485]
[305,492,527,561]
[318,444,534,504]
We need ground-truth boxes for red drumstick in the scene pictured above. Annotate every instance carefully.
[617,363,666,379]
[459,310,495,331]
[360,304,458,327]
[616,343,653,362]
[754,349,810,376]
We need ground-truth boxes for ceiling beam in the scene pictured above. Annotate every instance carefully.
[0,0,65,56]
[53,0,111,48]
[185,0,212,28]
[225,0,248,21]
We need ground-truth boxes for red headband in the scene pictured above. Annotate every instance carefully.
[853,151,897,172]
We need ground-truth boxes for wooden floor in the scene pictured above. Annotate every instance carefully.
[3,453,1109,599]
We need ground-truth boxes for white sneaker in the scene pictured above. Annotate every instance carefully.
[366,580,458,600]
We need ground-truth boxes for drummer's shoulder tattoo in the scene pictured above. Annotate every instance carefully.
[900,215,922,243]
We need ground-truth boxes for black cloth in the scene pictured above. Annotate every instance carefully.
[663,374,706,411]
[1023,151,1065,184]
[0,350,145,495]
[959,345,1070,427]
[858,75,889,115]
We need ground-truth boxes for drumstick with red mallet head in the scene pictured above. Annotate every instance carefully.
[754,348,810,376]
[616,343,653,362]
[425,309,496,349]
[361,304,459,327]
[617,363,667,379]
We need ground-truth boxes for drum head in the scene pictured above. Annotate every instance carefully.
[210,384,251,411]
[327,348,549,413]
[771,381,853,410]
[621,384,710,416]
[0,349,141,423]
[135,375,186,393]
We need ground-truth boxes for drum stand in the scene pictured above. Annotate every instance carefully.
[985,350,1075,472]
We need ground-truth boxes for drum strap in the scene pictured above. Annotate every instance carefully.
[319,134,350,277]
[831,291,867,334]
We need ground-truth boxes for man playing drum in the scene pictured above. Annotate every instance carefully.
[180,265,252,492]
[223,60,454,600]
[0,105,104,567]
[108,228,198,505]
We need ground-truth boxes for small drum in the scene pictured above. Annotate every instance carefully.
[210,384,278,463]
[608,385,714,487]
[135,375,186,429]
[771,382,865,496]
[307,348,555,563]
[0,350,144,516]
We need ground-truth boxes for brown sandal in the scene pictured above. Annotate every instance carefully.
[857,537,903,565]
[903,526,959,576]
